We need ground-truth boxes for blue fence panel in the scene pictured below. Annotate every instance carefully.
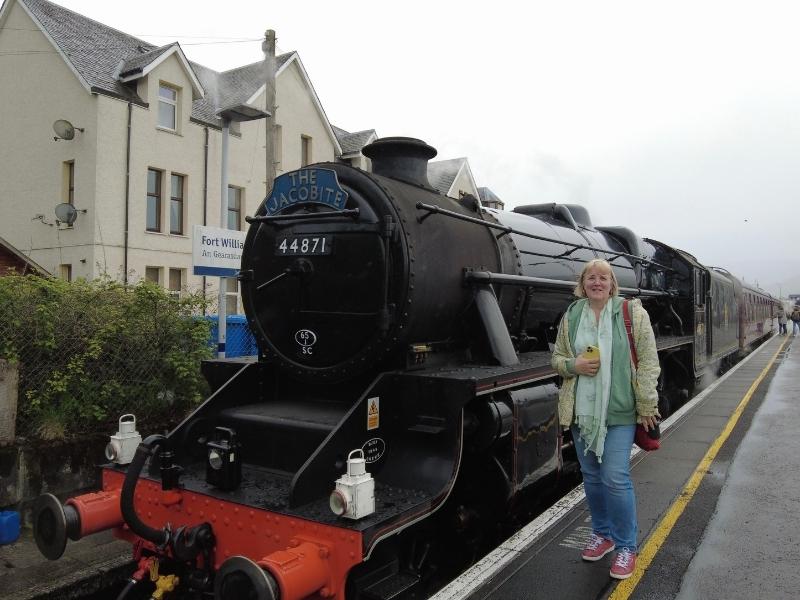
[206,315,259,358]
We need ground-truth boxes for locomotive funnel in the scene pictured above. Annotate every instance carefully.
[362,136,437,189]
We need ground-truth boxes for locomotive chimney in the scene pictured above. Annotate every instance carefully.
[362,137,437,189]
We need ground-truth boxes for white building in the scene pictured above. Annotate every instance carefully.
[0,0,341,312]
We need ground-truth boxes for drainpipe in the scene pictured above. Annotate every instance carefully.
[218,120,230,358]
[123,102,132,285]
[202,126,209,314]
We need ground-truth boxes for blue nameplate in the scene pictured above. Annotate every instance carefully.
[264,169,349,216]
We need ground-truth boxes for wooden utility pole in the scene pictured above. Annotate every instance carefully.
[263,30,277,192]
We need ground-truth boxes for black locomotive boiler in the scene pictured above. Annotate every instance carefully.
[33,137,779,600]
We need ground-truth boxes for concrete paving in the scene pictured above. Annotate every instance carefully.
[675,335,800,600]
[0,527,131,600]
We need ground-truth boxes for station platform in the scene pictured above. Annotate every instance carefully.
[432,333,794,600]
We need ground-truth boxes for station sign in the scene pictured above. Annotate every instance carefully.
[192,225,246,277]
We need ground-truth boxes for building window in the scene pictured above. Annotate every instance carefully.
[225,278,239,315]
[301,135,312,166]
[168,268,182,298]
[227,186,242,230]
[145,266,161,284]
[63,161,75,205]
[158,84,178,130]
[59,264,72,281]
[170,174,184,235]
[147,169,162,232]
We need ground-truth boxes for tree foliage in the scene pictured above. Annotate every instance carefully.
[0,274,211,439]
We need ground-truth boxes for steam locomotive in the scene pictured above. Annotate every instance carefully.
[32,137,778,600]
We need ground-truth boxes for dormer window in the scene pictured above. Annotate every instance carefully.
[158,84,178,130]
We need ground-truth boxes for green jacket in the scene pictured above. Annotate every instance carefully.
[551,297,660,429]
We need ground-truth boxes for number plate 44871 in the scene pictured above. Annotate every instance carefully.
[275,235,333,256]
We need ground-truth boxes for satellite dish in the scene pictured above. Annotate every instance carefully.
[53,120,75,140]
[54,203,78,225]
[52,120,83,141]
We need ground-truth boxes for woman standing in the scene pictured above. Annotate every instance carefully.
[551,259,660,580]
[777,306,787,336]
[791,306,800,336]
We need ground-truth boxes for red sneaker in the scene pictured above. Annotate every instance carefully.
[581,533,615,561]
[609,548,637,579]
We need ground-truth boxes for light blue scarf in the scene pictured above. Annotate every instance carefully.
[574,300,613,461]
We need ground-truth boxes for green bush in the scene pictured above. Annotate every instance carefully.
[0,274,212,439]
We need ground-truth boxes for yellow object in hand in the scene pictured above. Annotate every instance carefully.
[582,345,599,359]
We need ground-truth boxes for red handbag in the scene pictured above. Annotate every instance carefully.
[634,423,660,451]
[623,300,660,452]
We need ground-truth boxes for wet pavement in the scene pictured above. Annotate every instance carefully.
[0,528,131,600]
[675,335,800,599]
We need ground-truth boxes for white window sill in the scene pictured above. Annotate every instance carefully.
[156,127,182,137]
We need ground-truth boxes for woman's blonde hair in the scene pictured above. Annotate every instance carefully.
[573,259,619,298]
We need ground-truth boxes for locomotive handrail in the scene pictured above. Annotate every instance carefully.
[415,202,674,272]
[464,271,667,297]
[246,207,360,223]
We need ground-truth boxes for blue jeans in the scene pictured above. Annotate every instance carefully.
[572,424,637,551]
[794,321,800,335]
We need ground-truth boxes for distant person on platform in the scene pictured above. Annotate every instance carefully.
[777,306,788,335]
[551,259,660,581]
[792,307,800,336]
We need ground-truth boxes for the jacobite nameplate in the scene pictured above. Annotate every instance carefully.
[264,169,349,216]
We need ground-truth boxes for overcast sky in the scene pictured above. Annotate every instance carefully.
[48,0,800,293]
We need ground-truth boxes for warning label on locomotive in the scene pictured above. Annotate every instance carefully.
[264,169,349,215]
[367,397,380,430]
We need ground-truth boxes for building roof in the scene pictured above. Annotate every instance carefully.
[14,0,291,128]
[332,126,378,156]
[427,157,468,195]
[0,235,49,275]
[478,187,505,208]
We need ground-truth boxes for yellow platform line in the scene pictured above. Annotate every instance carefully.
[609,336,789,599]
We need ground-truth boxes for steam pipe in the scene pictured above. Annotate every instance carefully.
[120,434,169,546]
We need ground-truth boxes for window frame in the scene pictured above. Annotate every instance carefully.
[158,83,178,131]
[227,186,242,230]
[146,168,163,232]
[301,134,312,167]
[225,277,240,315]
[169,173,185,235]
[64,161,75,205]
[168,268,183,298]
[145,266,162,285]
